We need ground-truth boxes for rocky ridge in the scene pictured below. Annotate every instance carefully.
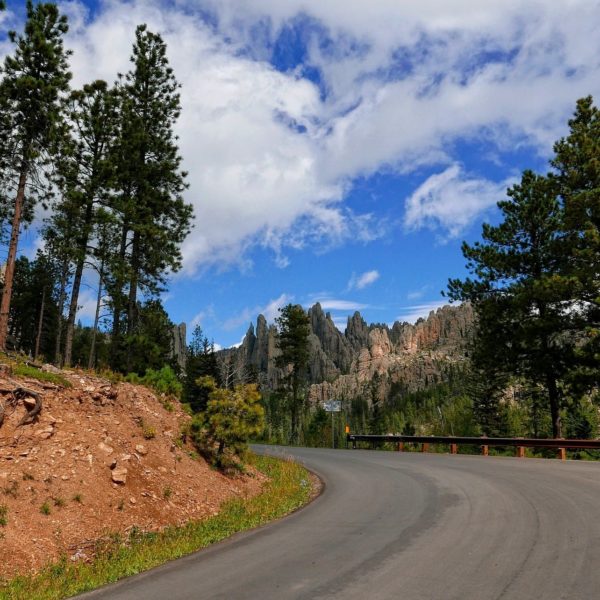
[221,303,474,405]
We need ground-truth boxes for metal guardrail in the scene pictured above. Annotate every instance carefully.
[347,434,600,459]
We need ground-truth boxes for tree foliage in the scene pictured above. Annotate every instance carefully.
[196,376,264,468]
[275,304,311,445]
[448,97,600,438]
[0,1,72,350]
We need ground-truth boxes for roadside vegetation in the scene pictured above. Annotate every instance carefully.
[1,454,312,600]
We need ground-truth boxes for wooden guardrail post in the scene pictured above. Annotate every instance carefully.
[450,443,458,454]
[557,447,566,460]
[482,445,489,456]
[516,446,525,458]
[421,442,429,453]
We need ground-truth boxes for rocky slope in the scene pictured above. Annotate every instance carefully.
[221,303,474,405]
[0,366,265,578]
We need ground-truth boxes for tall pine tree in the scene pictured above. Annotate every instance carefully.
[54,80,119,366]
[109,25,192,371]
[275,304,311,444]
[551,96,600,394]
[0,1,71,350]
[448,171,576,438]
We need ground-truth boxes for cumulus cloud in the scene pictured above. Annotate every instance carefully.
[404,164,513,237]
[348,270,380,291]
[5,1,600,273]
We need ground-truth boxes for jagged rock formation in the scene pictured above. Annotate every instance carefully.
[221,303,475,406]
[171,323,187,369]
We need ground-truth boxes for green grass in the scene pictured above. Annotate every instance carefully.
[0,505,7,527]
[12,365,71,389]
[1,454,312,600]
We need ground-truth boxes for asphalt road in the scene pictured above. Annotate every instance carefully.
[80,446,600,600]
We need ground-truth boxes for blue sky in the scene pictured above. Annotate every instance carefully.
[2,0,600,348]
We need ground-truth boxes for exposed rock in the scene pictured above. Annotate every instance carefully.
[171,323,187,370]
[221,302,474,408]
[135,444,148,455]
[41,364,62,374]
[98,442,114,455]
[111,467,128,484]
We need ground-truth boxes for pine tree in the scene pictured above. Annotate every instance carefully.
[109,25,192,370]
[183,325,220,412]
[198,376,264,467]
[0,1,71,350]
[54,80,119,366]
[551,96,600,394]
[448,171,576,438]
[275,304,311,444]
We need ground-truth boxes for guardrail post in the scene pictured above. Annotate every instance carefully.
[482,445,489,456]
[421,442,429,453]
[450,443,458,454]
[352,438,356,450]
[516,446,525,458]
[396,441,404,452]
[557,447,566,460]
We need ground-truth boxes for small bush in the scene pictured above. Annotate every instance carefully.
[0,504,7,526]
[142,423,157,440]
[163,487,172,500]
[140,366,183,399]
[72,493,83,504]
[40,502,51,515]
[53,497,65,508]
[22,472,34,481]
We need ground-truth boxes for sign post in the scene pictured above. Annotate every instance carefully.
[323,400,341,449]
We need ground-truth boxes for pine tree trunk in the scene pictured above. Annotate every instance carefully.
[110,221,130,367]
[547,374,562,439]
[125,230,140,372]
[34,286,46,361]
[0,166,28,350]
[63,258,84,367]
[64,200,95,367]
[88,259,105,370]
[126,230,140,335]
[54,261,69,365]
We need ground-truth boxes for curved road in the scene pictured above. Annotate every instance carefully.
[81,446,600,600]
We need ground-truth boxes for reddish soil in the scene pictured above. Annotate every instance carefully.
[0,368,266,578]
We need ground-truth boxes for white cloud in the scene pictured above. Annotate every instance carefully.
[310,299,370,311]
[404,164,514,238]
[348,269,380,291]
[396,300,448,324]
[407,285,430,301]
[222,292,293,330]
[5,1,599,273]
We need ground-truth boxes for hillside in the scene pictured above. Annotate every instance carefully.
[0,366,265,578]
[221,302,474,405]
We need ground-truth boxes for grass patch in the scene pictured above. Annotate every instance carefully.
[0,505,7,527]
[12,364,71,388]
[2,454,312,600]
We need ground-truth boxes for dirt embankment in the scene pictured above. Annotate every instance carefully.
[0,367,265,578]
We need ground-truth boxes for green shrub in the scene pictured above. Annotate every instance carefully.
[193,377,264,469]
[40,502,51,516]
[141,366,183,399]
[0,504,7,526]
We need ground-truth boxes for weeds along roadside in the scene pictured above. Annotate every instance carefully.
[1,453,313,600]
